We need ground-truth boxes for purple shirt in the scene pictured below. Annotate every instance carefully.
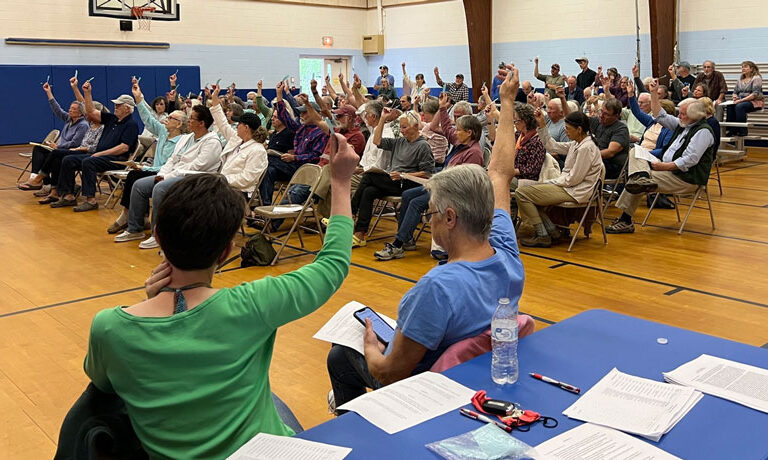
[276,101,329,164]
[49,98,88,149]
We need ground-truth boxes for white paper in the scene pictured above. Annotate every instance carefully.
[313,301,396,355]
[225,433,351,460]
[535,423,682,460]
[562,368,702,442]
[718,100,735,106]
[401,172,429,185]
[633,145,660,163]
[664,354,768,413]
[338,372,475,434]
[271,204,304,214]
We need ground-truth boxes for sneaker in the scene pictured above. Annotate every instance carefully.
[374,243,405,261]
[402,239,417,251]
[114,231,145,242]
[606,219,635,234]
[139,236,159,249]
[50,198,78,208]
[519,234,553,248]
[352,234,367,248]
[107,221,128,234]
[625,176,658,194]
[74,201,99,212]
[327,389,337,415]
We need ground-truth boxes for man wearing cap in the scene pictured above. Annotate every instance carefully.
[668,61,696,104]
[52,82,139,212]
[258,82,329,206]
[575,57,597,91]
[534,58,565,100]
[433,67,470,103]
[374,65,395,91]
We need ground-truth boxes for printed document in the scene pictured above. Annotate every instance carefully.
[226,433,351,460]
[338,372,475,434]
[535,423,682,460]
[313,301,397,355]
[664,354,768,413]
[633,145,660,163]
[562,368,702,441]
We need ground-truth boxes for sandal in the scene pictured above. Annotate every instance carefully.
[33,188,52,197]
[17,183,42,191]
[38,196,59,205]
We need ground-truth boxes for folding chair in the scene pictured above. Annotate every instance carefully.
[641,185,715,235]
[601,153,630,214]
[710,151,723,196]
[17,129,60,182]
[239,168,269,236]
[367,196,402,238]
[482,147,492,169]
[98,140,153,208]
[251,164,323,265]
[554,178,607,252]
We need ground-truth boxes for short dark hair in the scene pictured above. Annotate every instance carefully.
[151,96,167,114]
[192,105,214,128]
[155,174,245,270]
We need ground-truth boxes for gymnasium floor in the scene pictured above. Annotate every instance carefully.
[1,145,767,457]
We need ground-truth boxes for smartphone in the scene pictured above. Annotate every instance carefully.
[353,307,395,345]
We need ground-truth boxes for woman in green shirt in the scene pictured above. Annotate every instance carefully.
[59,133,358,459]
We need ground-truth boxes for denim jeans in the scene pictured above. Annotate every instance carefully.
[327,344,383,411]
[726,101,758,136]
[259,156,301,206]
[127,175,184,233]
[396,186,430,244]
[58,154,123,197]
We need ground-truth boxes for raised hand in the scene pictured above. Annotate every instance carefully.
[627,81,635,97]
[647,78,659,92]
[534,57,539,64]
[276,81,284,102]
[69,77,78,88]
[42,82,52,93]
[632,64,639,78]
[310,79,318,91]
[169,73,177,85]
[132,82,142,101]
[555,86,566,99]
[499,65,520,100]
[534,108,546,129]
[82,81,92,93]
[257,79,263,90]
[433,66,439,75]
[668,64,676,78]
[413,94,422,106]
[438,92,451,110]
[682,85,689,97]
[212,84,222,98]
[328,132,359,183]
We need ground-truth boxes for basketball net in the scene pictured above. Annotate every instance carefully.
[131,6,155,31]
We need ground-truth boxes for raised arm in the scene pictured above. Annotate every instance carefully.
[303,95,331,136]
[69,77,84,103]
[81,81,100,124]
[438,93,458,145]
[254,80,272,120]
[44,83,68,123]
[487,65,519,211]
[209,84,238,141]
[556,86,569,116]
[310,79,333,120]
[133,80,168,138]
[433,66,445,87]
[325,75,339,101]
[534,109,571,156]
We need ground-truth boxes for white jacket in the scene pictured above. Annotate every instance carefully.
[211,104,268,192]
[158,131,223,180]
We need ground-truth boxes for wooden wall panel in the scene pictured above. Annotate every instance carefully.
[462,0,491,101]
[649,0,676,79]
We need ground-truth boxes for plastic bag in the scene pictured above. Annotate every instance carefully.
[426,423,539,460]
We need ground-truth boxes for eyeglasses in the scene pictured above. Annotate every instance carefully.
[168,116,183,122]
[424,207,442,219]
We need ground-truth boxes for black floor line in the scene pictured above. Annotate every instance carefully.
[518,251,768,309]
[549,262,568,269]
[0,162,25,171]
[0,286,145,319]
[664,287,684,296]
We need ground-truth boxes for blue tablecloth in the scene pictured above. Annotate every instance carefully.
[298,309,768,459]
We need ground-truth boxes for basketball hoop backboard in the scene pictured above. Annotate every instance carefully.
[89,0,180,21]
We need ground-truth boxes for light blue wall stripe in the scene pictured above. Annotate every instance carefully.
[680,27,768,65]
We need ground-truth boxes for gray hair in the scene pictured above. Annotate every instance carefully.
[398,111,420,127]
[73,101,85,115]
[566,100,580,113]
[453,101,472,116]
[679,98,706,121]
[169,109,189,133]
[365,100,384,119]
[456,114,482,140]
[424,164,494,240]
[422,98,439,115]
[514,103,537,131]
[246,91,257,99]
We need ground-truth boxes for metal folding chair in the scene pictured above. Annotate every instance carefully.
[17,129,60,182]
[97,140,152,208]
[555,178,607,252]
[601,153,630,214]
[251,164,324,265]
[642,185,715,235]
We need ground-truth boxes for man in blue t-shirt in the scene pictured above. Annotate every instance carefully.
[53,81,139,212]
[327,65,525,410]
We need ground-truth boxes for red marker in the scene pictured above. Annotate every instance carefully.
[459,408,512,432]
[530,373,580,394]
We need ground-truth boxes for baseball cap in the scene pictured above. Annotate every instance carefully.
[379,65,389,70]
[232,112,262,130]
[678,61,691,70]
[551,63,560,71]
[456,73,464,79]
[575,56,588,63]
[296,101,322,113]
[111,94,136,107]
[332,104,357,118]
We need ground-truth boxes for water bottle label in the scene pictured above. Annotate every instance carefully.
[493,327,514,341]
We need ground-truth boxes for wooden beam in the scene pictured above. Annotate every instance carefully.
[462,0,491,101]
[648,0,676,79]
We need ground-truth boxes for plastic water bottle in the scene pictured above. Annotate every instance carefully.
[491,298,519,385]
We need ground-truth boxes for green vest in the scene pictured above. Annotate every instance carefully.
[662,119,715,185]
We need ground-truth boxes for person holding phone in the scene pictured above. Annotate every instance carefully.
[327,65,526,412]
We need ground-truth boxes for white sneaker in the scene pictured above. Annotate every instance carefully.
[139,236,159,249]
[114,230,145,243]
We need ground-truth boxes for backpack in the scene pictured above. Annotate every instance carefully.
[240,234,276,267]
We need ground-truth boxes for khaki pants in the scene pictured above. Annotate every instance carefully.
[515,184,576,226]
[315,164,362,218]
[616,147,699,216]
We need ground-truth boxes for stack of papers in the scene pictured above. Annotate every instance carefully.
[226,433,351,460]
[313,301,396,355]
[664,354,768,413]
[338,372,475,434]
[562,368,702,441]
[271,204,304,214]
[535,423,682,460]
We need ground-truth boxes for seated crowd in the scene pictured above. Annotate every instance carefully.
[19,54,759,458]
